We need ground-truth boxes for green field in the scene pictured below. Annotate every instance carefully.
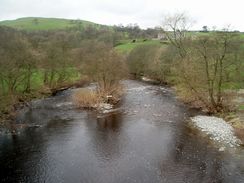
[1,68,80,94]
[0,17,102,30]
[115,39,167,54]
[240,33,244,39]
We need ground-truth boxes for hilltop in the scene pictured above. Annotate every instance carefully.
[0,17,105,31]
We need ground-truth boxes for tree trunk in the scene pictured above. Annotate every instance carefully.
[24,66,32,93]
[43,71,48,85]
[217,59,223,106]
[0,78,5,95]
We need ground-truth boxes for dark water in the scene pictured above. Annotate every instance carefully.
[0,80,244,183]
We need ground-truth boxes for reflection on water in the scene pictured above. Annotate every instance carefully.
[0,80,243,183]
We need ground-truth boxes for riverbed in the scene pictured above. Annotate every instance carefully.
[0,80,243,183]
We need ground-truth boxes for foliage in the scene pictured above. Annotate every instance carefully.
[127,42,174,82]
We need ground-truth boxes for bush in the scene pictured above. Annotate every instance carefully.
[72,89,101,109]
[75,40,127,97]
[72,83,124,109]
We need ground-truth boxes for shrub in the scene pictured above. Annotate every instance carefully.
[72,88,101,109]
[74,40,127,104]
[97,83,124,104]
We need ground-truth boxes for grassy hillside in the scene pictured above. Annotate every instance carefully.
[0,17,102,30]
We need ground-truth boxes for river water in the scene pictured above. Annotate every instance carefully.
[0,80,244,183]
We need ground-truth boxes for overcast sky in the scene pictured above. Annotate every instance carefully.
[0,0,243,31]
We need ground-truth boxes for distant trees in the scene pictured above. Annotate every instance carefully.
[114,24,141,38]
[202,26,208,32]
[127,43,175,83]
[32,18,39,25]
[127,44,161,77]
[113,24,161,39]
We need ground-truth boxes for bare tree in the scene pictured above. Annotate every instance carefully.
[0,27,32,96]
[161,13,242,112]
[161,12,194,58]
[75,41,127,96]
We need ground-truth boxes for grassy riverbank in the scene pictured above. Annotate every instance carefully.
[0,68,83,123]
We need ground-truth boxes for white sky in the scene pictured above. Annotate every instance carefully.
[0,0,244,31]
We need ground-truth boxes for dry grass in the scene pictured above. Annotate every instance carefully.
[72,88,101,109]
[72,83,124,109]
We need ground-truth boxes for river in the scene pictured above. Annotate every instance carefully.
[0,80,243,183]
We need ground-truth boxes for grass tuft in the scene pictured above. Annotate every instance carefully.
[72,89,101,109]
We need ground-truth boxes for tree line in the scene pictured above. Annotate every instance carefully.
[0,25,128,117]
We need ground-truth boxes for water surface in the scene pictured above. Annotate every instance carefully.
[0,80,243,183]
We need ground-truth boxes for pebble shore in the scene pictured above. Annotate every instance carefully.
[191,116,241,148]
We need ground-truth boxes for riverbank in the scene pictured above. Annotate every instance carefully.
[0,80,88,126]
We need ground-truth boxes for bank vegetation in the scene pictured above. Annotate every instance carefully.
[127,13,244,115]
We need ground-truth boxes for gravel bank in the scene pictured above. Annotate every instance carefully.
[191,116,242,148]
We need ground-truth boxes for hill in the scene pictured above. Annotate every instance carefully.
[0,17,104,31]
